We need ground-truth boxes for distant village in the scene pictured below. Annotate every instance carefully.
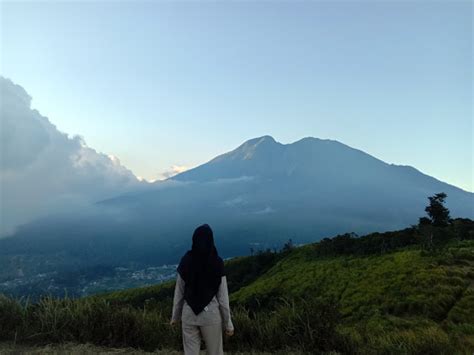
[0,264,178,300]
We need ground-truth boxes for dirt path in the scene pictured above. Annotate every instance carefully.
[0,342,298,354]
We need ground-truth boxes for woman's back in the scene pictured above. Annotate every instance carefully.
[174,274,233,329]
[170,224,234,355]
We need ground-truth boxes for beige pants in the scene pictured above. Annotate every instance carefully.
[182,322,223,355]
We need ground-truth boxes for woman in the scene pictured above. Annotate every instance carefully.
[170,224,234,355]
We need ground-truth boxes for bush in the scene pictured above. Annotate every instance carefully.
[226,296,351,353]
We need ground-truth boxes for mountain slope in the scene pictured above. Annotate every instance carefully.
[169,135,472,229]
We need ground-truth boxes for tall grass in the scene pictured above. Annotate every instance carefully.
[0,293,348,353]
[0,294,180,351]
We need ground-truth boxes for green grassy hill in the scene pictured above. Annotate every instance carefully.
[1,219,473,354]
[231,241,474,352]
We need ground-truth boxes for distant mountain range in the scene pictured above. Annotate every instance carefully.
[1,135,473,293]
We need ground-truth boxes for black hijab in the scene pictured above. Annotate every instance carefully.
[177,224,225,315]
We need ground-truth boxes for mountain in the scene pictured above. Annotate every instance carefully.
[91,135,472,257]
[0,135,473,297]
[170,135,472,221]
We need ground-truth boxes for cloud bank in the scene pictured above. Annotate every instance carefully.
[0,77,144,236]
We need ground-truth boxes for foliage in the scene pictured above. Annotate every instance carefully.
[281,238,295,253]
[424,192,451,227]
[225,248,285,294]
[226,297,350,353]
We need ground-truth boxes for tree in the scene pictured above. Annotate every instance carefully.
[424,192,451,227]
[282,238,294,252]
[417,193,452,250]
[418,217,431,226]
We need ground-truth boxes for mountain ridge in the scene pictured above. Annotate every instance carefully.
[170,135,471,195]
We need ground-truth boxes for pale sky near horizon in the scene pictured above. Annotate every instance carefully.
[1,0,472,191]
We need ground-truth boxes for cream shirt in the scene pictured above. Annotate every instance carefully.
[171,274,234,331]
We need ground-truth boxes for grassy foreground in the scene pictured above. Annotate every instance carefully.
[1,220,473,354]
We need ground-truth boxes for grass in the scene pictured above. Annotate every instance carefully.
[230,240,474,353]
[0,293,344,353]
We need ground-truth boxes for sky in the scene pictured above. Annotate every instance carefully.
[1,0,472,191]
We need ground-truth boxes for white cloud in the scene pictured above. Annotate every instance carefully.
[159,164,188,180]
[0,77,144,236]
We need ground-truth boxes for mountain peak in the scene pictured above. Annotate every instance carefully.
[230,135,281,160]
[241,135,276,146]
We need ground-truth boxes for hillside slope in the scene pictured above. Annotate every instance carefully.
[231,242,474,351]
[1,221,473,353]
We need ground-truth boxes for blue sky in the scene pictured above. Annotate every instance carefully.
[1,0,472,191]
